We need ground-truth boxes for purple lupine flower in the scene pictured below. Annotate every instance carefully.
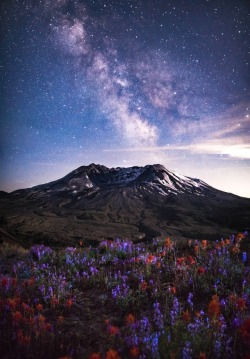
[187,293,193,309]
[182,341,192,359]
[153,302,164,331]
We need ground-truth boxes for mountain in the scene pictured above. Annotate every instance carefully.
[0,163,249,247]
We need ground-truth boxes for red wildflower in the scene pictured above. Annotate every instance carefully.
[13,311,22,323]
[239,318,250,345]
[197,267,206,275]
[28,316,35,326]
[106,349,121,359]
[45,322,52,331]
[17,329,30,345]
[198,353,207,359]
[11,277,17,288]
[187,256,196,265]
[129,346,140,358]
[140,281,147,291]
[1,277,8,289]
[182,309,191,322]
[176,257,185,265]
[51,296,59,307]
[28,277,35,287]
[229,294,237,304]
[108,325,119,336]
[236,298,247,312]
[88,353,101,359]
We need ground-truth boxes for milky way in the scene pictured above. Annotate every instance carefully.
[1,0,250,196]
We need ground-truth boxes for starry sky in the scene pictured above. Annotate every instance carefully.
[1,0,250,197]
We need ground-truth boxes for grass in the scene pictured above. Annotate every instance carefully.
[0,232,250,358]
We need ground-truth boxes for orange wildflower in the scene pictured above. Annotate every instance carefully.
[129,346,140,358]
[7,298,17,310]
[182,309,191,322]
[38,314,46,323]
[126,314,135,325]
[201,240,207,248]
[106,349,121,359]
[146,255,155,264]
[164,237,171,248]
[169,286,176,294]
[57,315,64,323]
[232,246,240,253]
[88,354,101,359]
[236,233,245,241]
[36,303,43,311]
[208,296,220,318]
[66,298,73,309]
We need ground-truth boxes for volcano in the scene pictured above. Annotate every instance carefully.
[0,163,249,246]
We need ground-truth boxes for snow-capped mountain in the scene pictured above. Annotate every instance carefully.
[22,163,212,196]
[0,164,249,246]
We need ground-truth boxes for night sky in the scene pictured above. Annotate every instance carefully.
[1,0,250,197]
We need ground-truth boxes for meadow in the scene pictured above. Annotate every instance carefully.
[0,232,249,359]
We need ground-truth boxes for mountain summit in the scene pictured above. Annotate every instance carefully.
[0,164,249,246]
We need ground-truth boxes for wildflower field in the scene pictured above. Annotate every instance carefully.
[0,232,250,359]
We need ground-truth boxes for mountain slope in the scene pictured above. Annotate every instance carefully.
[0,163,249,246]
